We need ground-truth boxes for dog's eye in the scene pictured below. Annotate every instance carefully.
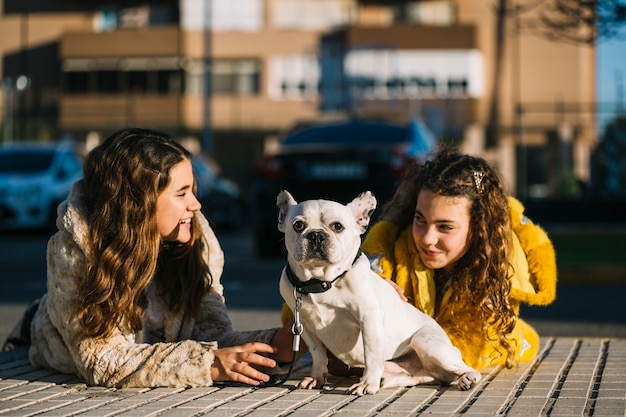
[331,222,344,233]
[293,220,306,232]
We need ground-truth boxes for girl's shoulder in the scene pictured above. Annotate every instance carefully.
[507,197,557,305]
[507,197,553,250]
[195,210,225,288]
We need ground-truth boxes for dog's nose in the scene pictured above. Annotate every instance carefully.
[305,230,326,246]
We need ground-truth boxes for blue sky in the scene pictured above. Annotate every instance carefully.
[596,27,626,134]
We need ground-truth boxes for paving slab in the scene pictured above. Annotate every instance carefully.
[1,337,625,416]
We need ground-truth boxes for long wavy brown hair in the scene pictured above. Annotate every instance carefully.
[380,145,517,367]
[78,128,212,339]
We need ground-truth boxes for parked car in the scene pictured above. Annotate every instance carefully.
[192,154,243,230]
[0,140,84,232]
[252,117,436,257]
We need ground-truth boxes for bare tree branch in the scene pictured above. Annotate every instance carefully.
[537,0,626,44]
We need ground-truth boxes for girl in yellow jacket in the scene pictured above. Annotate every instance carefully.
[361,147,557,370]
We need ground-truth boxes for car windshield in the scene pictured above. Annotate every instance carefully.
[282,121,410,146]
[0,150,55,173]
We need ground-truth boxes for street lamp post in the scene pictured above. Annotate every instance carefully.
[2,76,30,143]
[2,78,14,143]
[202,0,213,156]
[512,8,527,199]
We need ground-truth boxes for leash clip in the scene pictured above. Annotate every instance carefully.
[291,290,304,351]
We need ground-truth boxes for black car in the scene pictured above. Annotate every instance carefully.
[191,155,243,231]
[252,117,436,257]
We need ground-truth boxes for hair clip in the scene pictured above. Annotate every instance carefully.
[141,166,161,176]
[473,171,484,194]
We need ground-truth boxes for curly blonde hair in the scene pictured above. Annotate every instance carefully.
[380,145,517,368]
[78,128,211,338]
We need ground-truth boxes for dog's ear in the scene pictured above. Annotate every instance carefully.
[277,190,297,233]
[348,191,377,234]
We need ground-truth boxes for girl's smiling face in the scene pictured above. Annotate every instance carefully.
[412,190,471,271]
[156,159,201,243]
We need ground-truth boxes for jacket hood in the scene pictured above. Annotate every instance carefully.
[56,180,90,251]
[507,197,557,305]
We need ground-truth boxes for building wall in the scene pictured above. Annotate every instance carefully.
[0,0,598,197]
[455,0,596,193]
[0,13,92,58]
[209,29,323,131]
[62,27,182,57]
[0,12,92,137]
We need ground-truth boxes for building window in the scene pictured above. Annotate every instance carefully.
[273,0,355,30]
[181,0,263,32]
[159,71,182,94]
[98,71,119,93]
[184,59,260,96]
[267,49,481,103]
[64,72,90,93]
[128,71,149,93]
[93,5,176,32]
[404,1,456,25]
[269,55,319,100]
[62,66,184,95]
[212,59,260,95]
[344,49,483,99]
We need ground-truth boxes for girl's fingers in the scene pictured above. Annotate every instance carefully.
[236,362,271,385]
[213,343,278,385]
[244,342,278,355]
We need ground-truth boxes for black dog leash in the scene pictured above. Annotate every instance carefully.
[260,292,304,387]
[213,292,304,388]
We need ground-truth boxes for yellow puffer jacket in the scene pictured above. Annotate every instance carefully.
[359,197,557,369]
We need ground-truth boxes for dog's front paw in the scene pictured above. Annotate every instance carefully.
[297,376,325,390]
[457,370,481,390]
[347,382,380,395]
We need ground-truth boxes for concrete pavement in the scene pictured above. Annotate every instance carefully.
[1,337,625,416]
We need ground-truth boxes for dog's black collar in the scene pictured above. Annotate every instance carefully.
[286,250,362,295]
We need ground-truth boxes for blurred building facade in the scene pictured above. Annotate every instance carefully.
[0,0,596,197]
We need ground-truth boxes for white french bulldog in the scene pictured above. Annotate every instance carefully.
[277,190,481,395]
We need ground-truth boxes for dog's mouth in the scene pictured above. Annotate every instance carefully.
[295,246,328,262]
[308,247,328,260]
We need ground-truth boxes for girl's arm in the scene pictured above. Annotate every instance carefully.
[34,230,224,387]
[35,228,276,388]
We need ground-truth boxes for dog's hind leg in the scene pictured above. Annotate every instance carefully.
[380,358,436,388]
[409,326,481,390]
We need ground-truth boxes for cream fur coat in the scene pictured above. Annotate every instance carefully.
[29,182,278,388]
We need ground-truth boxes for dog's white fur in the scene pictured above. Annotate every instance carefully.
[277,190,481,395]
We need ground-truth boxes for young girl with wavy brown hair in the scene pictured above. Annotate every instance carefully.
[23,127,295,387]
[361,146,557,369]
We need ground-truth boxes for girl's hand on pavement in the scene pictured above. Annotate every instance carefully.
[211,342,277,386]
